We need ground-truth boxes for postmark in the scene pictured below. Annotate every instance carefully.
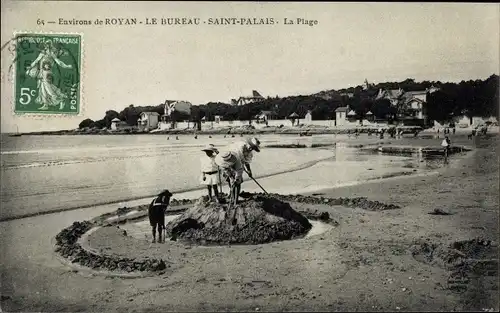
[12,33,82,115]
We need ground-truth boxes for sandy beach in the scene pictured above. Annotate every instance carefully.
[0,133,497,312]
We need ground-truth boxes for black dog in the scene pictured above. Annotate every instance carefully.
[148,189,173,243]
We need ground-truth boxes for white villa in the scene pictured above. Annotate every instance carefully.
[137,112,160,131]
[375,86,440,124]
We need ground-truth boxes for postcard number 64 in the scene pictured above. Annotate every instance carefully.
[20,88,36,105]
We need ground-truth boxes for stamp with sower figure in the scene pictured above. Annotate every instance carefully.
[14,33,81,115]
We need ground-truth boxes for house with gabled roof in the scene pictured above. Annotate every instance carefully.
[255,110,277,123]
[158,100,193,129]
[335,106,351,126]
[231,90,265,106]
[375,88,405,106]
[375,86,440,125]
[138,111,160,131]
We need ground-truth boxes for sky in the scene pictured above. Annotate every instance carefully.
[1,1,499,133]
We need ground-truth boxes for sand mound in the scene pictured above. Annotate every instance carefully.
[55,222,167,273]
[165,196,312,245]
[411,238,497,270]
[411,238,498,291]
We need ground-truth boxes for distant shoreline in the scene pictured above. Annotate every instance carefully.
[9,125,424,137]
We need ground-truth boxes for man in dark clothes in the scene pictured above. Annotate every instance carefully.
[148,189,173,243]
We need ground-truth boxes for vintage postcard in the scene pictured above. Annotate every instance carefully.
[0,1,498,312]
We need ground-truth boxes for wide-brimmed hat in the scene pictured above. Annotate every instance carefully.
[201,144,218,153]
[215,151,237,167]
[246,137,261,152]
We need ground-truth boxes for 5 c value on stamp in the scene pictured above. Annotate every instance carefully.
[14,33,82,115]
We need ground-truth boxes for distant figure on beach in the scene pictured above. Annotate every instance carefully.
[167,137,169,140]
[148,189,173,243]
[388,127,396,138]
[194,135,198,139]
[176,136,179,140]
[200,144,220,203]
[209,135,212,138]
[215,151,243,205]
[441,136,451,162]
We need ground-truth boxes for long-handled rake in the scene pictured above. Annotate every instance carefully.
[244,169,269,195]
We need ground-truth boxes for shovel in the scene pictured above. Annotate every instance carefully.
[228,180,239,225]
[218,167,223,194]
[162,207,167,243]
[227,177,238,208]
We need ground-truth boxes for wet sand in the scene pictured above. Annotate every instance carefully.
[0,134,497,312]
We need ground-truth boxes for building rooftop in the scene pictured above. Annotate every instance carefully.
[141,112,160,116]
[260,110,276,115]
[335,106,349,112]
[376,88,404,100]
[405,90,427,96]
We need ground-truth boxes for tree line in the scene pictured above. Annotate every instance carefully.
[79,74,498,129]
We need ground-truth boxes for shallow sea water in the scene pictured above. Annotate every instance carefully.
[0,133,463,220]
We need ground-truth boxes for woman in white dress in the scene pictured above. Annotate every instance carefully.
[200,144,220,202]
[25,40,73,110]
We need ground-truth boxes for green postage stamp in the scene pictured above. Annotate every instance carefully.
[13,33,82,115]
